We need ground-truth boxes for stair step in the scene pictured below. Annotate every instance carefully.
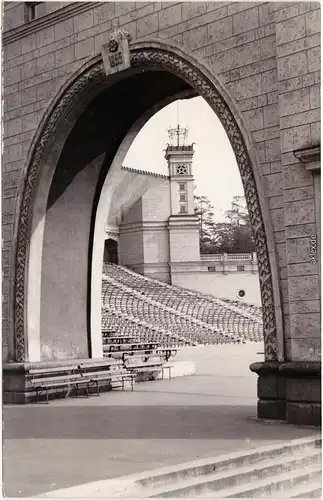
[270,476,322,499]
[148,450,321,498]
[292,483,322,499]
[207,464,322,498]
[137,436,321,491]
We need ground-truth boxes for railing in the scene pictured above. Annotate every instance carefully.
[227,253,253,261]
[201,253,255,262]
[200,254,222,261]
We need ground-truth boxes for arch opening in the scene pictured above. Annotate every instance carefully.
[104,239,119,266]
[13,41,282,367]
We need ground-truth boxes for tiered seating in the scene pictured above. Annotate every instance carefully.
[102,309,189,347]
[102,284,236,346]
[101,318,179,380]
[102,264,263,345]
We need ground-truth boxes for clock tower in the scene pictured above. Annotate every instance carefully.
[165,125,200,265]
[165,125,195,216]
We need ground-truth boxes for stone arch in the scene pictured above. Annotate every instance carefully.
[13,37,283,363]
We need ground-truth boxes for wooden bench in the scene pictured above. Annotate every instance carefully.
[105,348,176,379]
[103,342,160,353]
[78,362,135,394]
[125,359,172,380]
[29,365,88,403]
[105,348,162,362]
[103,336,138,345]
[157,348,178,362]
[102,330,116,336]
[30,361,135,403]
[122,351,156,363]
[126,360,163,375]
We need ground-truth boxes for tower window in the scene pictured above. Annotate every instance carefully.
[208,266,216,272]
[237,265,245,271]
[179,205,187,213]
[179,194,186,201]
[176,165,188,175]
[179,183,186,191]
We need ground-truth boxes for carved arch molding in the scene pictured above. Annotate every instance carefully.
[14,48,278,362]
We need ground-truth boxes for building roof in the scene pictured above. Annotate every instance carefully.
[121,165,169,179]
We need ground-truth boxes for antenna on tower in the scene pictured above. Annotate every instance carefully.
[176,101,179,127]
[167,100,189,148]
[176,101,180,146]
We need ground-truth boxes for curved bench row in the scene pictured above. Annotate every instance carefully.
[102,270,262,345]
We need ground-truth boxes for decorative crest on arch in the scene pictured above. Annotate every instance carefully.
[101,23,132,75]
[14,46,278,363]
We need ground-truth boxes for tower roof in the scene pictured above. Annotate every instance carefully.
[165,125,194,153]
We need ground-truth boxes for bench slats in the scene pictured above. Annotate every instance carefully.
[29,362,134,402]
[32,380,82,388]
[78,361,116,369]
[127,363,163,369]
[29,366,78,374]
[27,339,177,404]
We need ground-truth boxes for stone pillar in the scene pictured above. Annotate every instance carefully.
[250,361,321,425]
[250,3,321,427]
[222,253,228,275]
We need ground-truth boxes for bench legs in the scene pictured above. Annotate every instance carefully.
[35,387,50,404]
[162,366,172,380]
[119,375,134,391]
[35,383,90,404]
[34,375,135,403]
[122,376,134,391]
[74,382,90,398]
[89,380,100,396]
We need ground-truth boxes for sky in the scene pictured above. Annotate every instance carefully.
[124,96,245,223]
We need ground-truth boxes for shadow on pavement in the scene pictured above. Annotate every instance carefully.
[3,404,315,440]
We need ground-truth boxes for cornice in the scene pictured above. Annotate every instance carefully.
[294,145,321,172]
[3,2,101,44]
[121,165,169,179]
[119,221,168,232]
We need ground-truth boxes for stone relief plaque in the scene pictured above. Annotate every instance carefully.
[101,25,132,76]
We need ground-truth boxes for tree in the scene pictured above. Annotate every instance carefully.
[225,196,249,226]
[194,195,218,253]
[223,196,255,253]
[194,194,256,255]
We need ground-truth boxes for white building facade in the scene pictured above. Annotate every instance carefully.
[104,128,261,305]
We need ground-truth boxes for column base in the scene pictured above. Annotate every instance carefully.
[250,361,321,427]
[3,359,113,404]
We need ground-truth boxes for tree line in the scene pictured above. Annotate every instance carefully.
[194,194,256,254]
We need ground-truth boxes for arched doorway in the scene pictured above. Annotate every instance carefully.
[11,40,283,411]
[104,238,119,265]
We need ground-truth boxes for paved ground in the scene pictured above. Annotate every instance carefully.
[3,343,319,497]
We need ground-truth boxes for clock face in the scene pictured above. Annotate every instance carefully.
[176,164,188,175]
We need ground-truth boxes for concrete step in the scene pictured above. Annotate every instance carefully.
[201,464,321,498]
[136,436,321,492]
[39,435,321,498]
[291,481,322,498]
[149,450,321,498]
[270,475,322,498]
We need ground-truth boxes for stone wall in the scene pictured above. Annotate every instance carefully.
[275,2,321,362]
[2,2,320,364]
[171,270,261,305]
